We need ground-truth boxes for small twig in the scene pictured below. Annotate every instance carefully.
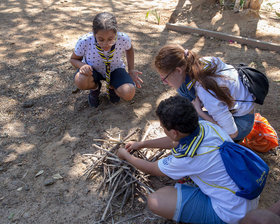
[107,166,112,191]
[93,144,120,158]
[115,213,145,224]
[92,144,132,167]
[122,179,137,188]
[118,172,129,186]
[110,203,114,224]
[106,168,123,184]
[84,129,140,178]
[125,171,154,193]
[97,166,107,193]
[120,182,131,212]
[134,187,147,203]
[120,177,133,211]
[93,138,122,144]
[151,149,167,162]
[114,185,128,199]
[131,180,135,208]
[141,123,152,142]
[101,175,122,221]
[87,171,100,180]
[122,128,141,142]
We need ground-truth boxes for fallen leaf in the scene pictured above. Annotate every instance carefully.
[35,170,44,177]
[52,173,63,180]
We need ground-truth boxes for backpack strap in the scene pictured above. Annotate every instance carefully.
[218,65,254,103]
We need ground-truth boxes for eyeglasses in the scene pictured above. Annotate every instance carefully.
[161,70,174,83]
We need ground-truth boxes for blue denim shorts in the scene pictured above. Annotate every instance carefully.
[198,111,254,142]
[233,113,255,142]
[173,183,226,224]
[91,68,134,89]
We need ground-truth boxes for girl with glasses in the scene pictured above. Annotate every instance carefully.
[154,44,255,143]
[70,12,142,108]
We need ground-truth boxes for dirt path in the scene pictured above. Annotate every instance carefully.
[0,0,279,223]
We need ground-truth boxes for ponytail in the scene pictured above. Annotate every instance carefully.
[154,44,234,108]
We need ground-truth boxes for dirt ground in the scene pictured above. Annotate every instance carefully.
[0,0,280,223]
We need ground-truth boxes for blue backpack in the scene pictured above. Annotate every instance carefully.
[219,141,269,200]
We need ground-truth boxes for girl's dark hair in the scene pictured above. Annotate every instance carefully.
[154,44,234,108]
[156,95,198,134]
[92,12,118,34]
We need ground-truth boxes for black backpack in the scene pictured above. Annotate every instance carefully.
[236,64,269,105]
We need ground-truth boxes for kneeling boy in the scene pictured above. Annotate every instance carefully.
[117,95,259,224]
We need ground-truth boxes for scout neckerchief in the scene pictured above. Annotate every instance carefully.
[184,58,213,99]
[172,124,205,158]
[184,75,196,99]
[95,39,116,99]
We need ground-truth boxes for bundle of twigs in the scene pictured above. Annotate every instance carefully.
[82,127,168,223]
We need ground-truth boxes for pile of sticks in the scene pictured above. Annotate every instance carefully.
[83,127,168,223]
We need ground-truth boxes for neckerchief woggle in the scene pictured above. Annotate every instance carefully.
[95,38,116,99]
[172,124,205,158]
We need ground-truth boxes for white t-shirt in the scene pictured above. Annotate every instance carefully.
[196,57,254,135]
[158,120,258,224]
[74,32,131,77]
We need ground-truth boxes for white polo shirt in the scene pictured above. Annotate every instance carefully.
[158,120,258,224]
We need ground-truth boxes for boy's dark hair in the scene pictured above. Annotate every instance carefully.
[92,12,118,34]
[156,95,199,134]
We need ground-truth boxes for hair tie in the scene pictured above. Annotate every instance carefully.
[184,49,189,58]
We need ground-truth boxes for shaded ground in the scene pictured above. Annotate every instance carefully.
[0,0,279,223]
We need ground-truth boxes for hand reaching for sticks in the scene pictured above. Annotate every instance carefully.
[117,147,131,160]
[125,141,144,152]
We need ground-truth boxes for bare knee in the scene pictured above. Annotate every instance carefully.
[74,73,96,90]
[116,84,135,101]
[240,209,280,224]
[147,192,160,214]
[147,186,176,219]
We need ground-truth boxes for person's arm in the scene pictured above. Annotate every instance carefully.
[229,131,238,139]
[192,97,217,124]
[117,148,165,176]
[69,52,92,76]
[269,199,280,216]
[125,45,143,88]
[125,136,178,152]
[197,86,238,139]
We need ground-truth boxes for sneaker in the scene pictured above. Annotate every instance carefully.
[88,84,101,108]
[109,88,120,103]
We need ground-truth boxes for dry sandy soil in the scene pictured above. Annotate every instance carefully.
[0,0,280,223]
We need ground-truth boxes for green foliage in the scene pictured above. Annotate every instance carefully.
[145,9,161,25]
[219,0,224,6]
[266,2,280,18]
